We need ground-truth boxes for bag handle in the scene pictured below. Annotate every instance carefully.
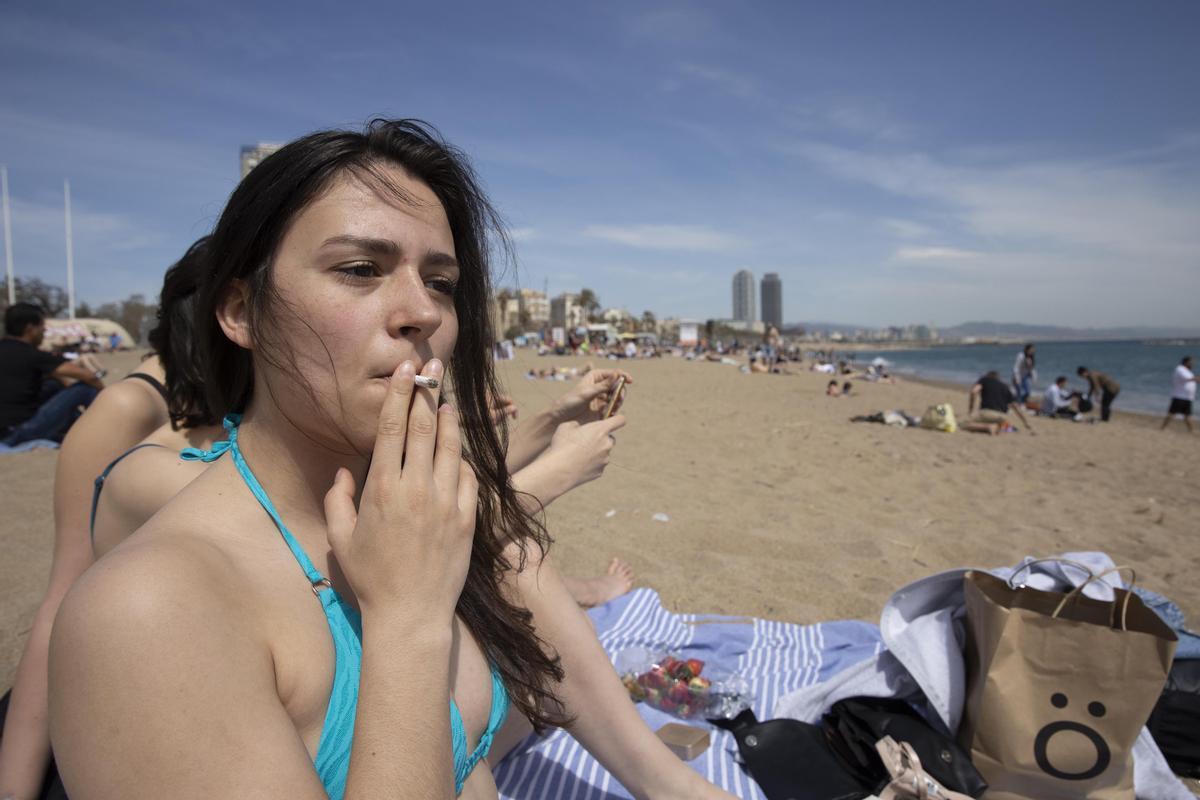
[875,736,975,800]
[1050,565,1137,630]
[1005,557,1095,589]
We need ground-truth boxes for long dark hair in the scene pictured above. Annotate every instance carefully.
[196,119,565,729]
[147,236,217,430]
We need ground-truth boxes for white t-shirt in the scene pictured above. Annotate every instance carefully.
[1172,364,1196,401]
[1042,383,1074,413]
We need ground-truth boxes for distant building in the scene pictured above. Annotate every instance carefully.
[761,272,782,328]
[240,143,283,178]
[732,269,756,322]
[551,292,586,329]
[601,307,634,330]
[517,288,549,326]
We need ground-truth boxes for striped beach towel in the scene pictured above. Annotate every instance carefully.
[494,588,883,799]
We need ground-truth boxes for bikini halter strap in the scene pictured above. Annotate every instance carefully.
[181,413,328,588]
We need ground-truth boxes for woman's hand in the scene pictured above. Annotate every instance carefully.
[489,393,519,425]
[550,369,632,425]
[513,414,627,508]
[323,359,478,624]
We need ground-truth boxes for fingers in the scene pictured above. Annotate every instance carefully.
[402,359,445,470]
[433,404,463,490]
[598,413,627,434]
[457,459,479,520]
[324,467,358,554]
[371,360,417,472]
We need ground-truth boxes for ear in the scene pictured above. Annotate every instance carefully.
[216,279,253,350]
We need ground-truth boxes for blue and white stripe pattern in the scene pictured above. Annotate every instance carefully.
[494,588,882,799]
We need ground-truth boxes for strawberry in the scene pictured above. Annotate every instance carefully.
[668,682,691,705]
[687,658,705,676]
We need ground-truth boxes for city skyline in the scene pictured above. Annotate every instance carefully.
[2,2,1198,328]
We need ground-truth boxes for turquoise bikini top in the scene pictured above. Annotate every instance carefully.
[181,414,509,798]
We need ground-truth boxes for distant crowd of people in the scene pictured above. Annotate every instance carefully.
[963,342,1195,434]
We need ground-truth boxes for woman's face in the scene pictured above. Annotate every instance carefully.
[255,163,460,451]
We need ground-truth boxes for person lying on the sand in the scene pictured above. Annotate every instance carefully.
[50,121,736,800]
[826,379,842,396]
[964,370,1035,436]
[0,240,211,800]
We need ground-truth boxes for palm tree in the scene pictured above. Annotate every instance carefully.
[641,310,657,333]
[578,287,600,322]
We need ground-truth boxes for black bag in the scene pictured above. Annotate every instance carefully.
[823,696,987,798]
[712,708,868,800]
[1147,659,1200,778]
[711,697,987,800]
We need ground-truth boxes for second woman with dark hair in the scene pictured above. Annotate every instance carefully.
[49,120,736,799]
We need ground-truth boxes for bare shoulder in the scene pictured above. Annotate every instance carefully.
[92,376,168,423]
[55,534,240,652]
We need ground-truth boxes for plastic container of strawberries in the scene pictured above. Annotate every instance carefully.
[615,648,749,721]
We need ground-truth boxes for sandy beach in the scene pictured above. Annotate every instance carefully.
[4,348,1199,695]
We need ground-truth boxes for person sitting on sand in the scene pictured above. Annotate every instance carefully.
[965,370,1035,435]
[826,379,841,396]
[0,303,106,447]
[1040,376,1081,420]
[1077,365,1120,422]
[0,241,210,800]
[51,122,730,800]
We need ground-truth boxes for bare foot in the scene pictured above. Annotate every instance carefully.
[563,558,635,607]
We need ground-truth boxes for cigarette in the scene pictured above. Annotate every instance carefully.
[414,375,440,389]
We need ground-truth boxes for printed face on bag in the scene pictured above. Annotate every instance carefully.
[1033,692,1112,782]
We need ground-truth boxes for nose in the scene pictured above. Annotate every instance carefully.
[385,268,443,341]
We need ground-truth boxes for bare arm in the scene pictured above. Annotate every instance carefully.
[498,543,733,800]
[505,369,632,473]
[51,359,105,390]
[1009,402,1035,434]
[510,415,626,508]
[968,383,981,415]
[50,548,338,799]
[0,380,167,800]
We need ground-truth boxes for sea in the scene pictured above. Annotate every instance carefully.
[848,340,1198,415]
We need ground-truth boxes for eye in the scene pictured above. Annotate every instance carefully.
[426,277,458,296]
[334,262,379,281]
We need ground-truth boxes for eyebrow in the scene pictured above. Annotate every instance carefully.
[320,235,400,255]
[320,235,458,268]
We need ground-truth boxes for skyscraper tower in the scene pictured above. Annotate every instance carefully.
[761,272,782,328]
[732,269,756,322]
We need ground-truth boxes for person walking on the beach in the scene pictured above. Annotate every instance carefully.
[1012,343,1036,404]
[1162,355,1196,432]
[1077,365,1121,422]
[0,303,105,447]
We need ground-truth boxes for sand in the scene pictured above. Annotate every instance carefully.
[4,348,1198,692]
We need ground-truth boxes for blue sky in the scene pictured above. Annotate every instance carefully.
[2,0,1198,328]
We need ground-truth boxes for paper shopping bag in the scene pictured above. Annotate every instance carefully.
[959,569,1176,800]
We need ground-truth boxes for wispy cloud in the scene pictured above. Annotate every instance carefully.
[582,224,741,252]
[881,218,936,239]
[675,62,762,101]
[784,138,1200,266]
[509,227,538,242]
[892,246,981,262]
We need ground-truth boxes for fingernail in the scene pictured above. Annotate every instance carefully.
[428,359,444,376]
[399,361,415,377]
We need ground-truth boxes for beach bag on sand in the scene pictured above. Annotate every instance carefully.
[919,404,957,433]
[959,566,1177,800]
